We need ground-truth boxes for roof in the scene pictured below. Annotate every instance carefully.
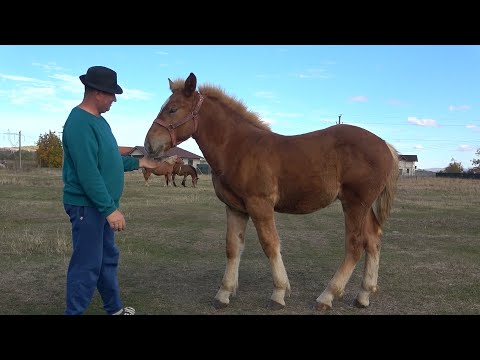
[118,146,134,156]
[120,145,203,160]
[399,154,418,162]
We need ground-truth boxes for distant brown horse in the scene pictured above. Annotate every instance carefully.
[144,72,399,311]
[142,155,180,187]
[172,162,199,187]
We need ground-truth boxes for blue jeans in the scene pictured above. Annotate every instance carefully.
[64,204,123,315]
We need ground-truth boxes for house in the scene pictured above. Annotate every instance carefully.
[119,145,209,173]
[398,154,418,176]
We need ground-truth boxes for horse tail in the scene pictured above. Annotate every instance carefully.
[375,142,399,227]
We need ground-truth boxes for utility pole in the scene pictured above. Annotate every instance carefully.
[19,130,22,169]
[1,130,22,170]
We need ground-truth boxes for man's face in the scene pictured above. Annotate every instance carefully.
[96,90,116,114]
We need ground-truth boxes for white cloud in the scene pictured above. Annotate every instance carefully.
[254,91,275,100]
[121,88,154,101]
[350,95,368,102]
[466,124,477,129]
[273,112,303,118]
[448,105,471,112]
[259,117,275,125]
[0,73,40,82]
[407,117,438,127]
[413,144,424,150]
[296,68,331,79]
[386,99,409,106]
[457,145,474,151]
[9,86,55,105]
[32,62,66,72]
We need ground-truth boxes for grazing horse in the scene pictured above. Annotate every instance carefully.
[172,163,199,187]
[144,72,399,311]
[142,155,179,187]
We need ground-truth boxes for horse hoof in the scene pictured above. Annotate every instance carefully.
[213,299,229,310]
[353,298,369,308]
[314,302,331,312]
[267,300,285,310]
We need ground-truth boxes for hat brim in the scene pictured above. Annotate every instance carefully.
[80,75,123,95]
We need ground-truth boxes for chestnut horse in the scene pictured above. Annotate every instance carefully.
[172,163,199,188]
[142,155,181,187]
[144,73,399,311]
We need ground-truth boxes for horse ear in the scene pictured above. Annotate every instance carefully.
[168,78,174,92]
[184,73,197,97]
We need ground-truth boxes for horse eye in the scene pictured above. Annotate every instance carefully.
[168,107,177,114]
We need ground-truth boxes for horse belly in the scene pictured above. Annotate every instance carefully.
[275,188,338,214]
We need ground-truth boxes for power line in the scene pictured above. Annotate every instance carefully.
[1,130,22,169]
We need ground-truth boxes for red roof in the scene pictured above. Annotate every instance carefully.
[118,146,134,156]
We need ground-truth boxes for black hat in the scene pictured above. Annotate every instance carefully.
[79,66,123,95]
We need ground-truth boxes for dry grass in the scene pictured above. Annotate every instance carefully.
[0,170,479,315]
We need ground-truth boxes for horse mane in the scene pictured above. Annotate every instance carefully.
[169,78,271,132]
[162,155,178,165]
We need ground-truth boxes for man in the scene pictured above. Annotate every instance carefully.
[62,65,160,315]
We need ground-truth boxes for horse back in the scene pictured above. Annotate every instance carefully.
[213,124,394,215]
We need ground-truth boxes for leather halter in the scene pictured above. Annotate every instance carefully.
[152,91,204,147]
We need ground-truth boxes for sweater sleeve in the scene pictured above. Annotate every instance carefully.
[122,156,139,171]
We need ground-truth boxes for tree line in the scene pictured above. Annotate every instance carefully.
[1,131,480,173]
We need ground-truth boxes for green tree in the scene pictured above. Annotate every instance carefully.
[472,148,480,168]
[444,158,463,173]
[36,131,63,168]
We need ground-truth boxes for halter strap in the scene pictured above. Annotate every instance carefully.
[152,91,204,147]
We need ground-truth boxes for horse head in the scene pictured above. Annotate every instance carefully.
[144,73,203,158]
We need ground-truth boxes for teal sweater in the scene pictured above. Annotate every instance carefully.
[62,107,139,217]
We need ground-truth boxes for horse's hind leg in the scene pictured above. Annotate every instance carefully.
[214,206,249,309]
[354,209,382,308]
[316,201,368,311]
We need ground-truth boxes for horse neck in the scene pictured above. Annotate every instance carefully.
[195,99,257,172]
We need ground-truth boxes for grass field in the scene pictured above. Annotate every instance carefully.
[0,168,479,315]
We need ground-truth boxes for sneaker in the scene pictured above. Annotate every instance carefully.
[113,306,135,315]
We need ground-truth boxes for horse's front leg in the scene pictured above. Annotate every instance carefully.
[249,203,291,310]
[172,173,177,187]
[213,206,249,309]
[165,173,172,187]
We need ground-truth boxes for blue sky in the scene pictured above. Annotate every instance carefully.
[1,45,479,170]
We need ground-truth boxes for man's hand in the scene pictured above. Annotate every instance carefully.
[139,156,163,169]
[107,209,126,232]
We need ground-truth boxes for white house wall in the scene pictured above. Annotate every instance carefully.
[399,160,416,176]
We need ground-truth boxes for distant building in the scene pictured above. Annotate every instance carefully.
[398,154,418,176]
